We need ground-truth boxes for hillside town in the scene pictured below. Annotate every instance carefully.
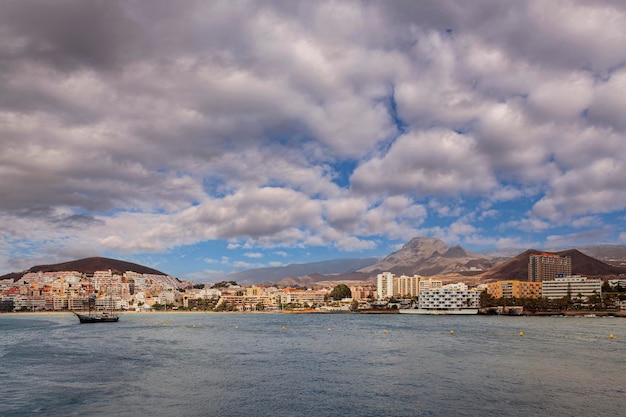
[2,253,626,315]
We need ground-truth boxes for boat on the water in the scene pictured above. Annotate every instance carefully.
[399,308,478,315]
[72,292,119,323]
[73,311,119,323]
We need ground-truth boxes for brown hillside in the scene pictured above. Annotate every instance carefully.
[359,237,495,276]
[480,249,626,282]
[0,257,169,282]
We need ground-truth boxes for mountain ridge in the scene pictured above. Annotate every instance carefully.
[479,248,626,282]
[358,237,495,276]
[0,257,168,281]
[3,240,626,285]
[228,258,378,284]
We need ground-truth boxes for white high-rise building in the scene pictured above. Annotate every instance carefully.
[396,274,421,298]
[377,272,423,299]
[419,278,443,292]
[376,272,395,300]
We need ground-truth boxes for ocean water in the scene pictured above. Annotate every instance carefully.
[1,313,625,417]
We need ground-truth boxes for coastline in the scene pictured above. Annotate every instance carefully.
[2,309,626,317]
[522,310,626,317]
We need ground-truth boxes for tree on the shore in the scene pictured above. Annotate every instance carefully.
[479,290,496,307]
[328,284,351,300]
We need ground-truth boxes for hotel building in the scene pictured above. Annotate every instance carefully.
[376,273,422,299]
[376,272,395,299]
[486,280,543,299]
[541,275,602,300]
[418,282,480,310]
[528,253,572,282]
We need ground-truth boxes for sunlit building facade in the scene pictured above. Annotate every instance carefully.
[541,275,602,300]
[486,280,543,299]
[528,253,572,282]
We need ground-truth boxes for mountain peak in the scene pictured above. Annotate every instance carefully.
[359,237,494,276]
[443,245,471,258]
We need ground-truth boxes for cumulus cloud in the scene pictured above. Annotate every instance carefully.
[352,129,497,196]
[2,0,626,275]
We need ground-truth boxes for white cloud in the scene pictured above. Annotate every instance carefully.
[503,217,551,232]
[478,210,498,221]
[3,0,626,274]
[532,158,626,220]
[527,72,594,122]
[232,261,259,269]
[352,129,497,197]
[570,216,601,229]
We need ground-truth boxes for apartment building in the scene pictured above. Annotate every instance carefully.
[419,278,443,292]
[376,272,422,299]
[487,280,543,299]
[541,275,602,300]
[418,282,480,310]
[528,253,572,282]
[376,272,395,299]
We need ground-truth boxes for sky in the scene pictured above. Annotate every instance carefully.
[2,0,626,281]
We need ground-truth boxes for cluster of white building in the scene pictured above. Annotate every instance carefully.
[0,269,186,311]
[376,272,480,311]
[1,269,379,312]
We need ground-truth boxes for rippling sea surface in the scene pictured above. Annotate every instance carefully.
[1,312,625,417]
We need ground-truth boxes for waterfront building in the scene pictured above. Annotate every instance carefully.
[217,294,276,310]
[45,295,68,311]
[396,274,421,298]
[67,296,89,311]
[376,272,395,299]
[418,278,442,292]
[486,280,542,299]
[541,275,602,300]
[350,285,376,300]
[278,288,325,306]
[528,253,572,282]
[376,272,422,299]
[418,282,480,310]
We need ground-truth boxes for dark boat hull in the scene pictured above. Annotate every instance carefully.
[73,312,119,323]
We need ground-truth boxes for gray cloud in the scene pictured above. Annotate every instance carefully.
[0,0,146,77]
[2,0,626,273]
